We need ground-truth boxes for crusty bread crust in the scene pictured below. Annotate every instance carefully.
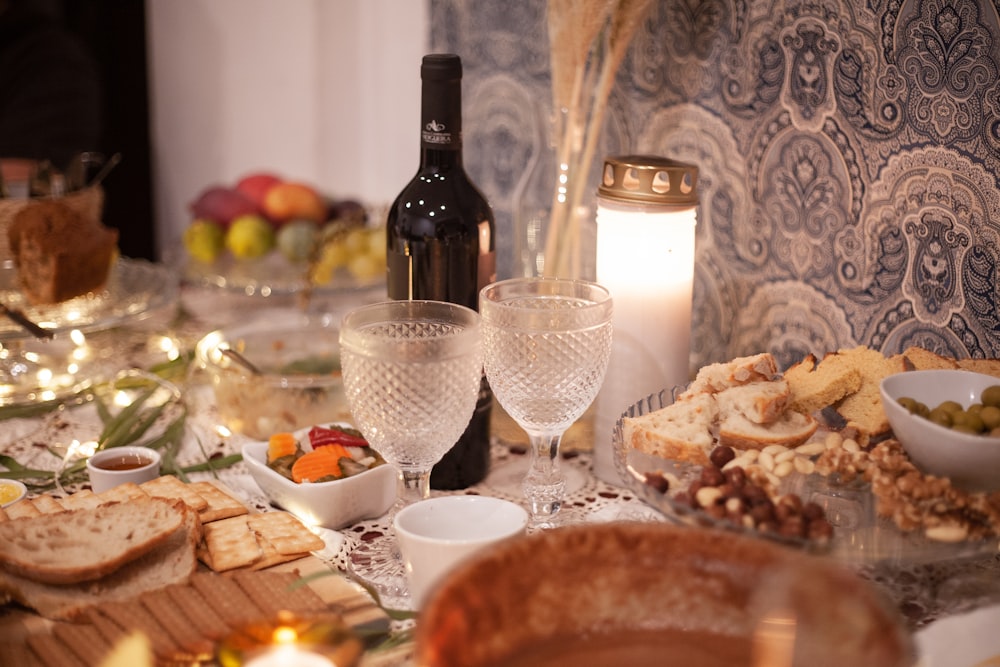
[719,410,818,450]
[0,497,187,585]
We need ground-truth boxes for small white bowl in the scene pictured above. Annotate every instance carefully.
[880,370,1000,492]
[394,496,528,608]
[242,425,396,530]
[86,446,161,493]
[0,479,27,508]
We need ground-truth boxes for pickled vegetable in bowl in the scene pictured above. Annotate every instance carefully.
[195,310,350,439]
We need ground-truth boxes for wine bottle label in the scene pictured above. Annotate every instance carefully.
[422,119,456,146]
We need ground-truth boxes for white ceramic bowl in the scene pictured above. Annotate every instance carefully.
[394,496,528,608]
[86,446,161,493]
[242,424,395,529]
[880,369,1000,492]
[196,310,350,440]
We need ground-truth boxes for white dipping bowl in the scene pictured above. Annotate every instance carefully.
[0,479,27,508]
[880,370,1000,492]
[394,496,528,608]
[86,446,161,493]
[242,424,395,530]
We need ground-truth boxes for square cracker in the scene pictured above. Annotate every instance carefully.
[141,475,208,512]
[97,481,149,504]
[248,511,325,556]
[201,515,261,572]
[188,480,247,523]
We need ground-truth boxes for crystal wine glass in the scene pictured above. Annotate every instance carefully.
[480,278,613,526]
[339,299,482,605]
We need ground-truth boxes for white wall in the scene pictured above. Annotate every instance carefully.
[146,0,429,258]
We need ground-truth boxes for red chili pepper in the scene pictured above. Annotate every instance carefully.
[308,425,368,449]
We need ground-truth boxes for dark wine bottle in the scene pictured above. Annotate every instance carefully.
[386,53,497,490]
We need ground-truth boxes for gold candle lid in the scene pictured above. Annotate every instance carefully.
[597,155,698,207]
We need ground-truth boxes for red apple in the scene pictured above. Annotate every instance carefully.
[235,172,283,208]
[262,181,326,224]
[189,186,260,227]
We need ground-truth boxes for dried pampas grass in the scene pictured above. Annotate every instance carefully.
[543,0,655,278]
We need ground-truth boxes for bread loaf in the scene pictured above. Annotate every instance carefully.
[8,199,118,305]
[0,497,187,585]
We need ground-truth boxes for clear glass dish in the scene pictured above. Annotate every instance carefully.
[613,388,1000,567]
[0,258,179,406]
[180,250,384,297]
[0,257,178,339]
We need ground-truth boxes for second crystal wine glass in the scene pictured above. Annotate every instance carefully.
[480,278,613,526]
[339,300,483,604]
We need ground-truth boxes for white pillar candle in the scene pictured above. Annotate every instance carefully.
[592,157,698,484]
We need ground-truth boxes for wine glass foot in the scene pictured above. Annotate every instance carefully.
[347,537,413,611]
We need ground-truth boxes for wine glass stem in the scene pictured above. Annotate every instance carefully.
[396,468,432,509]
[523,431,566,522]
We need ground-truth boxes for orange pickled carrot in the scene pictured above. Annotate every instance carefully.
[267,432,298,463]
[291,447,344,483]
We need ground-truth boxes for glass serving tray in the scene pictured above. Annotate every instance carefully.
[0,257,178,340]
[613,388,1000,567]
[0,258,178,406]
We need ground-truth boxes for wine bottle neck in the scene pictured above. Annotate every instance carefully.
[419,66,463,167]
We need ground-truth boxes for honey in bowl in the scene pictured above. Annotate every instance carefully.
[93,454,155,471]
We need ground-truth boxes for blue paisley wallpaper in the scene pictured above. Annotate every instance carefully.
[431,0,1000,372]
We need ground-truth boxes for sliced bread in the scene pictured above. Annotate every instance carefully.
[679,352,779,397]
[622,393,718,465]
[719,410,818,450]
[0,504,199,621]
[902,346,959,371]
[956,357,1000,379]
[829,347,913,441]
[714,379,791,425]
[0,496,187,585]
[784,352,864,414]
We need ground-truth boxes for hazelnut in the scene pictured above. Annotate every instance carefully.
[699,466,726,487]
[709,445,736,469]
[723,466,748,488]
[644,471,670,494]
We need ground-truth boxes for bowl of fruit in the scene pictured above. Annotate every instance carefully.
[181,171,386,295]
[195,309,352,440]
[880,369,1000,492]
[242,423,395,529]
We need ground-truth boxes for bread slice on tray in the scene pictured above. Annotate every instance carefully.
[0,500,199,621]
[0,496,187,585]
[679,352,778,397]
[623,353,817,466]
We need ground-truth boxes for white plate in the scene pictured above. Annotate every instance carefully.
[916,605,1000,666]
